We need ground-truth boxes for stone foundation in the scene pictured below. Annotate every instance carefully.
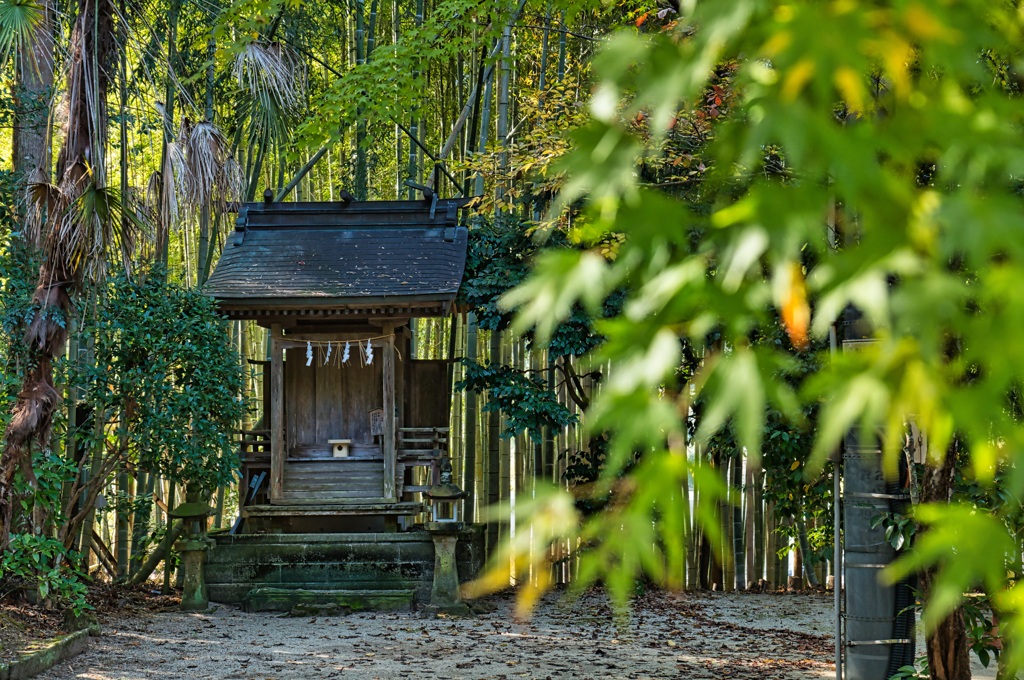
[206,527,485,608]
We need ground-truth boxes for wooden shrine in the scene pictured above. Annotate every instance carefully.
[205,194,470,533]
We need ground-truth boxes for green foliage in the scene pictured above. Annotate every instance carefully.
[703,323,834,560]
[885,503,1017,650]
[2,452,89,613]
[497,0,1024,656]
[0,534,89,613]
[461,217,619,357]
[77,269,245,492]
[888,658,929,680]
[962,595,1002,670]
[870,511,915,552]
[0,169,33,426]
[457,217,616,464]
[459,218,534,333]
[290,0,515,154]
[457,360,576,443]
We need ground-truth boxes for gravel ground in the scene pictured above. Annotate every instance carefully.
[38,590,836,680]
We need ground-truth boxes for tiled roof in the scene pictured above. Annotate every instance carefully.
[204,198,469,316]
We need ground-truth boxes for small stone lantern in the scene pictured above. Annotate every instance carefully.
[169,501,214,612]
[423,457,469,614]
[424,457,467,527]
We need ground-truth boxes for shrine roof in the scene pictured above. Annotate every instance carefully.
[204,198,470,320]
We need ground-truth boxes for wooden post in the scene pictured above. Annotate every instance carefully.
[382,322,396,501]
[270,323,284,503]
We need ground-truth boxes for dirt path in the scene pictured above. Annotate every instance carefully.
[38,590,835,680]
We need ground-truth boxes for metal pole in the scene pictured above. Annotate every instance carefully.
[830,325,843,680]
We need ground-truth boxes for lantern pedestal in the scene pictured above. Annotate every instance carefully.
[424,522,469,615]
[175,536,214,611]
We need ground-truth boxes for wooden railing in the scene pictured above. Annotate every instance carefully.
[238,430,271,507]
[397,426,448,497]
[238,427,450,506]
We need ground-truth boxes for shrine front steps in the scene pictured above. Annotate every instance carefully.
[206,530,484,611]
[242,586,415,614]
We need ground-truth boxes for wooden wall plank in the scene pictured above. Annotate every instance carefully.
[282,460,385,499]
[408,360,450,427]
[383,323,396,501]
[342,358,381,443]
[284,347,297,449]
[315,358,344,442]
[285,348,318,447]
[270,324,284,503]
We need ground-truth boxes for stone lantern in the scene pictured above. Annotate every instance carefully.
[169,501,214,611]
[423,457,469,614]
[424,457,466,527]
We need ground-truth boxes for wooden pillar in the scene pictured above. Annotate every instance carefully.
[383,322,396,501]
[270,323,284,503]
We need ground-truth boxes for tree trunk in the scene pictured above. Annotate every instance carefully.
[127,520,185,587]
[921,446,972,680]
[1,0,115,551]
[12,0,53,188]
[796,512,820,588]
[116,468,130,578]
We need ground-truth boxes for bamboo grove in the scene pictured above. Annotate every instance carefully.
[0,0,835,604]
[3,0,1005,656]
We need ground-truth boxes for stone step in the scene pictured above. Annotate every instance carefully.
[242,586,415,614]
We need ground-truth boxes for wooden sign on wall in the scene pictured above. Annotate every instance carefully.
[369,408,385,437]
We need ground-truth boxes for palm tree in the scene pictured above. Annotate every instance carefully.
[5,0,54,188]
[0,0,119,550]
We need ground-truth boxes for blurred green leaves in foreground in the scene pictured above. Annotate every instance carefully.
[470,0,1024,671]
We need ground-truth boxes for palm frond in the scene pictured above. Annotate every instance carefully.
[24,174,61,246]
[0,0,43,68]
[57,182,149,282]
[232,42,306,134]
[163,139,184,225]
[183,120,234,206]
[164,119,244,220]
[220,155,244,209]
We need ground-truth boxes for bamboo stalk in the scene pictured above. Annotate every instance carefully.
[556,10,567,82]
[462,313,478,523]
[753,468,765,587]
[434,0,529,173]
[156,0,182,272]
[162,482,175,594]
[495,19,511,216]
[406,0,424,198]
[393,0,402,197]
[487,331,502,553]
[744,459,757,589]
